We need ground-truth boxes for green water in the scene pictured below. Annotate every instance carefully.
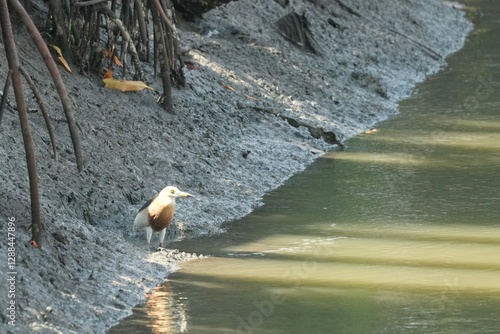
[110,1,500,333]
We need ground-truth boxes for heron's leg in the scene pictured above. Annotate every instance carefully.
[146,226,153,244]
[158,228,167,248]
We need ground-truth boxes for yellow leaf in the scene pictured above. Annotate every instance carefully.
[103,78,155,92]
[49,44,62,57]
[57,56,73,74]
[49,45,72,73]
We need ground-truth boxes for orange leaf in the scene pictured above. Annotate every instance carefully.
[104,48,111,57]
[113,55,123,67]
[57,56,73,74]
[103,78,155,92]
[104,67,113,79]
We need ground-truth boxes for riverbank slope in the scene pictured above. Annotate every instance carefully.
[0,0,471,333]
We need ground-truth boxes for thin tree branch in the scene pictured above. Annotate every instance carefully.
[155,0,185,87]
[151,0,174,32]
[74,0,109,7]
[151,3,172,112]
[100,4,144,80]
[134,0,148,59]
[0,0,43,248]
[48,0,71,60]
[8,0,83,171]
[0,69,12,127]
[19,66,58,160]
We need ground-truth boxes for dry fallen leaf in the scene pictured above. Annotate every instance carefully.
[103,78,155,92]
[104,47,123,67]
[49,44,62,56]
[57,56,73,74]
[49,44,72,73]
[113,56,123,67]
[103,67,113,79]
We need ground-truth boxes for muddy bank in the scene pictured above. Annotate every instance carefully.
[0,0,471,333]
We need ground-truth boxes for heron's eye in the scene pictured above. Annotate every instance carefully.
[170,189,176,194]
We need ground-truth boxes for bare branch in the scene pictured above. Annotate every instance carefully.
[19,66,58,160]
[48,0,71,59]
[134,0,149,60]
[151,3,172,112]
[100,4,144,80]
[74,0,109,7]
[151,0,175,32]
[0,69,12,127]
[8,0,83,171]
[0,0,43,248]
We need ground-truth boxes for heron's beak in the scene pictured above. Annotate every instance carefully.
[180,192,194,198]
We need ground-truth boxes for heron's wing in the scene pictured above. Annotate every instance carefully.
[138,196,155,212]
[133,196,156,230]
[133,206,150,230]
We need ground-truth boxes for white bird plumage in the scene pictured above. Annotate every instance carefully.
[133,186,193,247]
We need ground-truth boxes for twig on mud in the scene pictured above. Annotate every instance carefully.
[48,116,84,134]
[379,24,441,60]
[334,0,361,18]
[334,0,441,60]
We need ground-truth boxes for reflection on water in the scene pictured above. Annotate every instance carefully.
[110,1,500,333]
[109,284,188,334]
